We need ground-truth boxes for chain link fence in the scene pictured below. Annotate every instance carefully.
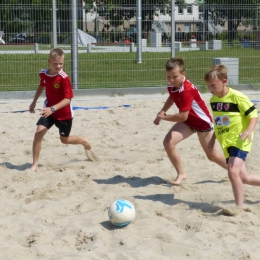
[0,1,260,91]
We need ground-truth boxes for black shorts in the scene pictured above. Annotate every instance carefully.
[37,116,73,137]
[190,126,213,133]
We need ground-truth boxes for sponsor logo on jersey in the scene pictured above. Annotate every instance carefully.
[222,116,230,126]
[218,128,229,135]
[217,103,223,111]
[214,116,230,126]
[214,116,222,125]
[224,103,230,111]
[54,82,60,89]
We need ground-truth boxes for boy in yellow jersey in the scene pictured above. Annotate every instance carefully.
[205,64,260,212]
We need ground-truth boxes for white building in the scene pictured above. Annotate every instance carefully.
[153,0,201,34]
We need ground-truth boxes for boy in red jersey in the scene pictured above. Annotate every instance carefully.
[29,48,93,171]
[153,58,227,185]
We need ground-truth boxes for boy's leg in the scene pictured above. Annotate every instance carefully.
[228,157,244,207]
[197,130,228,170]
[31,125,48,171]
[239,162,260,185]
[163,122,193,185]
[57,119,98,161]
[56,119,91,150]
[60,136,99,161]
[60,135,91,150]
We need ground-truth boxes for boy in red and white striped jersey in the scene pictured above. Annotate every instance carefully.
[154,58,227,185]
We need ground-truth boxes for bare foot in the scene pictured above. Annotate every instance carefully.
[84,149,101,162]
[83,136,91,150]
[217,203,252,216]
[30,164,38,172]
[221,207,241,216]
[172,174,187,186]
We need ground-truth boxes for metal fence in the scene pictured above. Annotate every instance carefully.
[0,1,260,91]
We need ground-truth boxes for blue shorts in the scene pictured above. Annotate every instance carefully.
[226,146,248,164]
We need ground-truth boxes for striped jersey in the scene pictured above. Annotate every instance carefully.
[167,78,213,130]
[210,87,258,158]
[39,69,74,120]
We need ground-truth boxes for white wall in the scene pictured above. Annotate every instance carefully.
[154,2,200,22]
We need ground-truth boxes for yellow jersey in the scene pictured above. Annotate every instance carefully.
[210,88,258,158]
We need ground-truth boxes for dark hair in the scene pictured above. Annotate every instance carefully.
[165,58,185,73]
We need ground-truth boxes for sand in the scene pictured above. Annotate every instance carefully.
[1,92,260,260]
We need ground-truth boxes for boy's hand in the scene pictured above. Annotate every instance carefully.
[208,138,215,152]
[40,107,53,118]
[29,103,36,113]
[153,116,161,125]
[240,130,252,142]
[157,111,167,120]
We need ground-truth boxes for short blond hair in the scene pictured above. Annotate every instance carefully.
[165,57,185,73]
[49,48,64,59]
[204,64,228,82]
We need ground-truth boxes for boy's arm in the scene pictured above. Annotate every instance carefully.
[51,98,71,112]
[159,96,174,113]
[157,110,189,122]
[40,98,71,118]
[154,96,174,125]
[208,131,216,152]
[240,117,258,142]
[157,95,188,122]
[29,85,44,113]
[211,131,216,140]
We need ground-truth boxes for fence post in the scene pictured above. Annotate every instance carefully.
[136,0,142,63]
[71,0,78,89]
[52,0,58,48]
[34,43,39,54]
[87,43,92,53]
[175,42,181,52]
[130,42,135,52]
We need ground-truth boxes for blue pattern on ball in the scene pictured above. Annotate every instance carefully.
[113,220,131,227]
[108,199,135,227]
[116,199,133,213]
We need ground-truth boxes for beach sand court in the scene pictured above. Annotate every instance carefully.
[1,93,260,260]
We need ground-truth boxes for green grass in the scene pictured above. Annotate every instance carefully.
[0,42,260,91]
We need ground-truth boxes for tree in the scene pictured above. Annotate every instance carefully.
[204,0,260,44]
[0,0,67,36]
[83,0,172,36]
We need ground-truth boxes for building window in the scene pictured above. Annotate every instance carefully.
[187,5,192,14]
[178,6,184,14]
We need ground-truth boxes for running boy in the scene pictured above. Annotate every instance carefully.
[205,64,260,209]
[29,48,92,171]
[153,58,227,185]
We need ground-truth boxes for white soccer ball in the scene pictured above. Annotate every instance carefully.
[108,199,136,227]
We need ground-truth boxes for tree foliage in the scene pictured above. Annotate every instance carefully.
[84,0,172,34]
[1,0,259,42]
[0,0,70,36]
[204,0,260,42]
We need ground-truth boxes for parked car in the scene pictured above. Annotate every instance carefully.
[8,33,51,44]
[9,33,26,44]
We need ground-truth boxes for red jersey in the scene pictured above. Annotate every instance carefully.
[39,69,74,120]
[167,78,213,130]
